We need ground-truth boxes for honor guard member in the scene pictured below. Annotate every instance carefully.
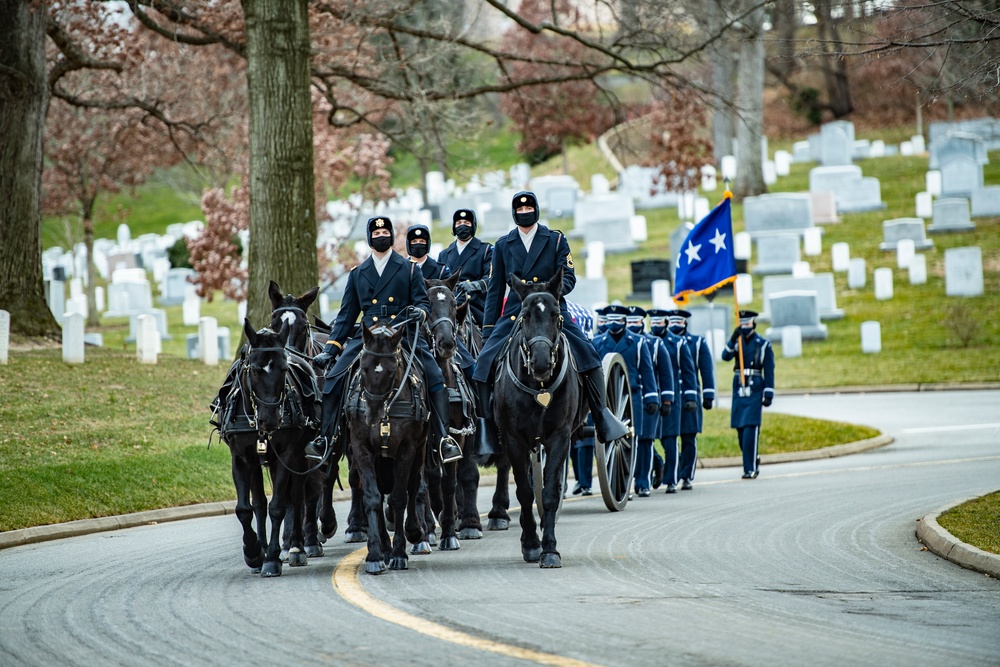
[721,310,775,479]
[632,308,675,489]
[605,305,664,497]
[472,191,629,454]
[667,309,716,490]
[648,309,698,493]
[437,208,493,325]
[406,224,451,280]
[312,216,463,464]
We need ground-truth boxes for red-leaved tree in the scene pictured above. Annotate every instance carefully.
[641,92,714,194]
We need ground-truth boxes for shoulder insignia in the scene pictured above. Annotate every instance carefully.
[566,253,574,269]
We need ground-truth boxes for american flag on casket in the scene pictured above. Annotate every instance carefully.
[564,299,594,337]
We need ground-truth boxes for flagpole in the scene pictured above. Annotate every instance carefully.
[723,176,747,394]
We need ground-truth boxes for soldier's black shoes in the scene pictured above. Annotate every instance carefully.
[742,471,760,479]
[665,483,677,494]
[580,487,592,496]
[637,488,650,497]
[681,479,693,490]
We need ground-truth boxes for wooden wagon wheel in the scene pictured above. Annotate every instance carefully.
[595,353,635,511]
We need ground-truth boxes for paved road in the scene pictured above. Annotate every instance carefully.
[1,391,998,666]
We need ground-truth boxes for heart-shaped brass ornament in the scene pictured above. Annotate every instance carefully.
[535,391,551,407]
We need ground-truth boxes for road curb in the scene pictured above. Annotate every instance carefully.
[698,433,894,469]
[716,381,1000,397]
[916,496,1000,579]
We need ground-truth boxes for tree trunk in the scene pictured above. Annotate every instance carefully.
[0,0,60,338]
[815,0,853,118]
[733,5,766,199]
[82,201,99,328]
[242,0,317,334]
[709,0,735,164]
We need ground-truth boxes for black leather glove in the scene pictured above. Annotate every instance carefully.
[762,395,772,407]
[703,397,714,410]
[406,305,426,322]
[313,347,340,372]
[659,401,672,416]
[459,280,482,295]
[644,402,658,416]
[683,400,697,412]
[730,327,741,345]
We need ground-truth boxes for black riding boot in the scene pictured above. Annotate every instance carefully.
[474,380,499,457]
[582,367,630,442]
[431,388,463,464]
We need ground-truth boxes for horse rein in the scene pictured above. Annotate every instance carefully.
[424,286,458,359]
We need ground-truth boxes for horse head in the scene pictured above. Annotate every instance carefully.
[424,273,461,360]
[242,317,291,434]
[510,268,564,383]
[268,280,319,354]
[359,321,405,400]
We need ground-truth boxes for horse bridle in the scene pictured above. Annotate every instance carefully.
[517,305,564,380]
[424,286,457,359]
[271,304,316,354]
[242,345,289,452]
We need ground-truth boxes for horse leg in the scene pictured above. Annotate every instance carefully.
[456,451,483,539]
[424,461,442,545]
[344,462,367,543]
[285,460,308,568]
[404,444,430,558]
[411,472,433,554]
[231,450,264,571]
[318,456,338,542]
[355,445,387,575]
[437,460,460,550]
[488,456,512,531]
[261,465,290,577]
[508,449,541,563]
[539,437,570,569]
[302,476,324,559]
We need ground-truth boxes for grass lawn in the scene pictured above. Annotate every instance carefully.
[937,491,1000,556]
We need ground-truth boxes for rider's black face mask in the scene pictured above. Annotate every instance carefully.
[515,211,537,228]
[408,243,429,258]
[455,226,474,241]
[627,324,644,335]
[370,236,393,253]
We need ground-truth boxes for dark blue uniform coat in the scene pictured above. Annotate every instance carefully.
[680,333,716,434]
[413,255,451,281]
[721,332,775,428]
[322,251,444,393]
[473,224,600,382]
[438,237,493,325]
[654,330,697,438]
[646,333,676,439]
[593,330,659,438]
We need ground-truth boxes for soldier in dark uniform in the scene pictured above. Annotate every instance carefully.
[667,309,716,490]
[648,309,698,493]
[406,224,451,280]
[437,208,493,325]
[312,216,462,464]
[720,310,775,479]
[472,191,629,454]
[595,305,658,496]
[633,308,675,490]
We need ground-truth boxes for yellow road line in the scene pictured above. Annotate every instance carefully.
[332,546,603,667]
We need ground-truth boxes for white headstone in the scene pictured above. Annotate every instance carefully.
[237,301,247,323]
[781,325,802,358]
[585,256,603,280]
[706,328,727,362]
[820,121,853,166]
[945,247,984,297]
[319,293,330,315]
[915,191,933,218]
[678,192,696,221]
[874,267,894,300]
[831,242,850,272]
[848,258,866,289]
[721,155,737,180]
[693,197,710,222]
[971,186,1000,217]
[94,286,105,313]
[651,280,672,309]
[0,310,8,365]
[734,231,752,260]
[764,291,827,341]
[761,274,844,321]
[792,261,813,278]
[911,135,926,154]
[810,191,839,224]
[763,160,777,185]
[900,141,914,156]
[870,140,885,157]
[700,165,717,191]
[929,197,975,233]
[136,314,159,364]
[182,295,201,327]
[62,312,85,364]
[48,280,65,322]
[117,223,131,249]
[803,227,822,256]
[754,234,800,276]
[925,170,942,197]
[743,193,814,237]
[879,218,934,251]
[896,239,915,269]
[629,215,648,243]
[908,253,927,285]
[199,317,219,366]
[590,173,610,195]
[735,273,753,304]
[861,321,882,354]
[69,277,83,301]
[774,150,791,176]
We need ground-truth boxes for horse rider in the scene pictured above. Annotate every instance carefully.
[648,308,698,493]
[721,310,775,479]
[626,305,675,493]
[666,309,716,490]
[437,208,493,325]
[311,216,463,464]
[472,191,630,454]
[406,223,451,280]
[594,305,659,497]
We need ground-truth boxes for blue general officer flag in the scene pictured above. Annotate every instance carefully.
[673,192,738,305]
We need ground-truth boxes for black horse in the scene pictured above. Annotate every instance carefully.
[421,274,483,548]
[218,319,321,576]
[346,322,430,574]
[266,281,338,558]
[493,268,584,568]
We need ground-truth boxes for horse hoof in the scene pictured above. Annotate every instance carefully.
[304,544,324,558]
[410,541,432,555]
[522,546,542,563]
[458,528,483,540]
[288,549,308,567]
[364,560,388,575]
[260,561,282,577]
[344,531,367,543]
[250,566,262,574]
[279,548,289,563]
[539,552,562,569]
[388,556,409,570]
[438,536,461,551]
[245,553,265,570]
[427,532,437,546]
[487,518,510,531]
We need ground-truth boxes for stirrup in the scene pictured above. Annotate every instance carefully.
[305,436,328,461]
[439,435,463,464]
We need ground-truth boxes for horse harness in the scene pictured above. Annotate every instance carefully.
[423,286,477,438]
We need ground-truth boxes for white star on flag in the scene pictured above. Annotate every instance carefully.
[684,240,702,264]
[710,228,727,253]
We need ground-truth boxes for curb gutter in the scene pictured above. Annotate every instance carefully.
[698,433,893,469]
[916,497,1000,579]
